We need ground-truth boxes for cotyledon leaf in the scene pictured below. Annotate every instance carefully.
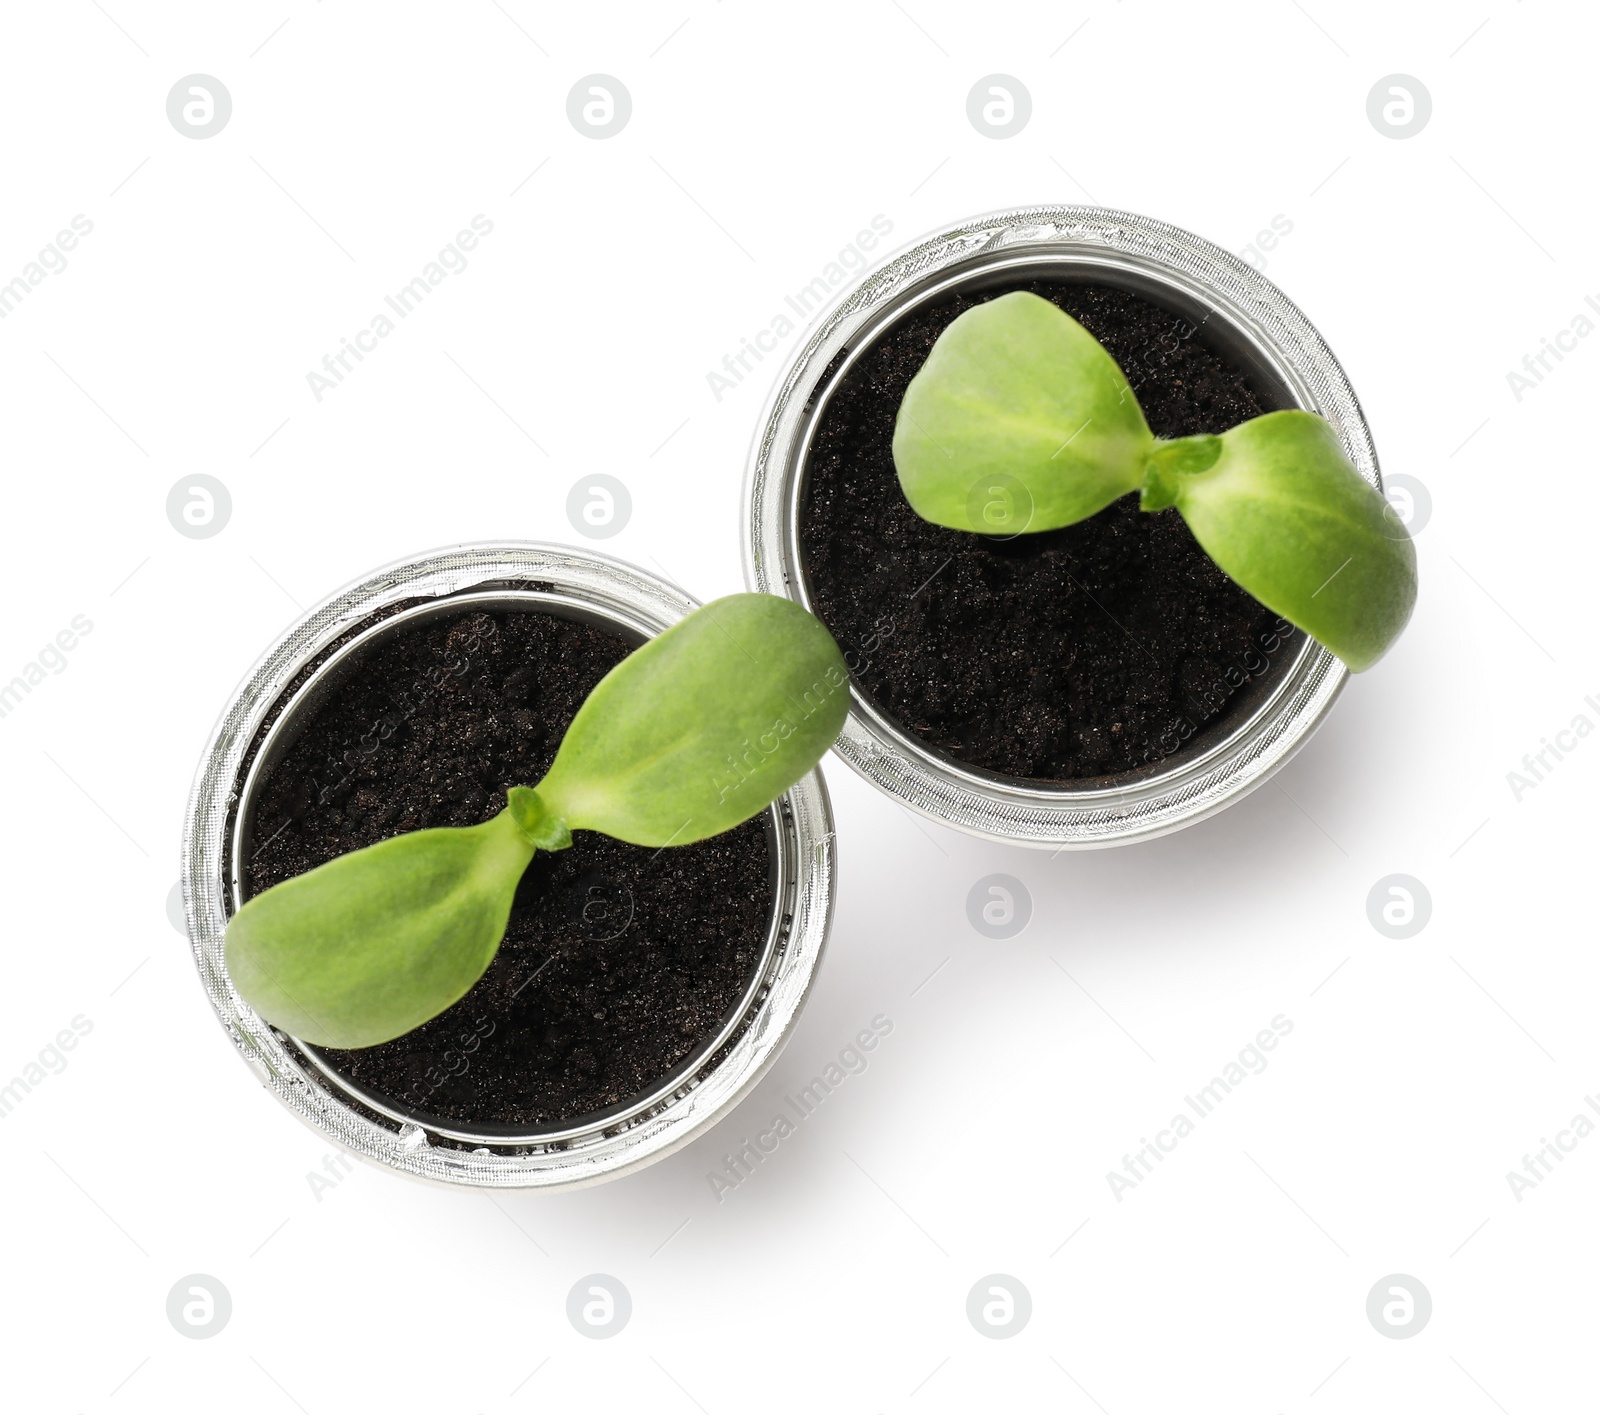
[534,593,849,846]
[225,791,550,1049]
[1142,410,1418,671]
[892,290,1154,534]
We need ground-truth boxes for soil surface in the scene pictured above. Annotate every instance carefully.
[801,277,1301,781]
[243,608,773,1130]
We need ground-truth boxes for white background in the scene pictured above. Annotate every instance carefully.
[1,2,1595,1410]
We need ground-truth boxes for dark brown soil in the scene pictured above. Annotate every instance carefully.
[243,608,773,1130]
[801,278,1301,781]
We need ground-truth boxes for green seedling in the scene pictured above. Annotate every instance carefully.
[226,594,848,1049]
[892,290,1417,670]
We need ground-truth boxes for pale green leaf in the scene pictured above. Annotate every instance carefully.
[226,792,543,1048]
[1146,410,1418,671]
[892,291,1153,533]
[536,594,848,846]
